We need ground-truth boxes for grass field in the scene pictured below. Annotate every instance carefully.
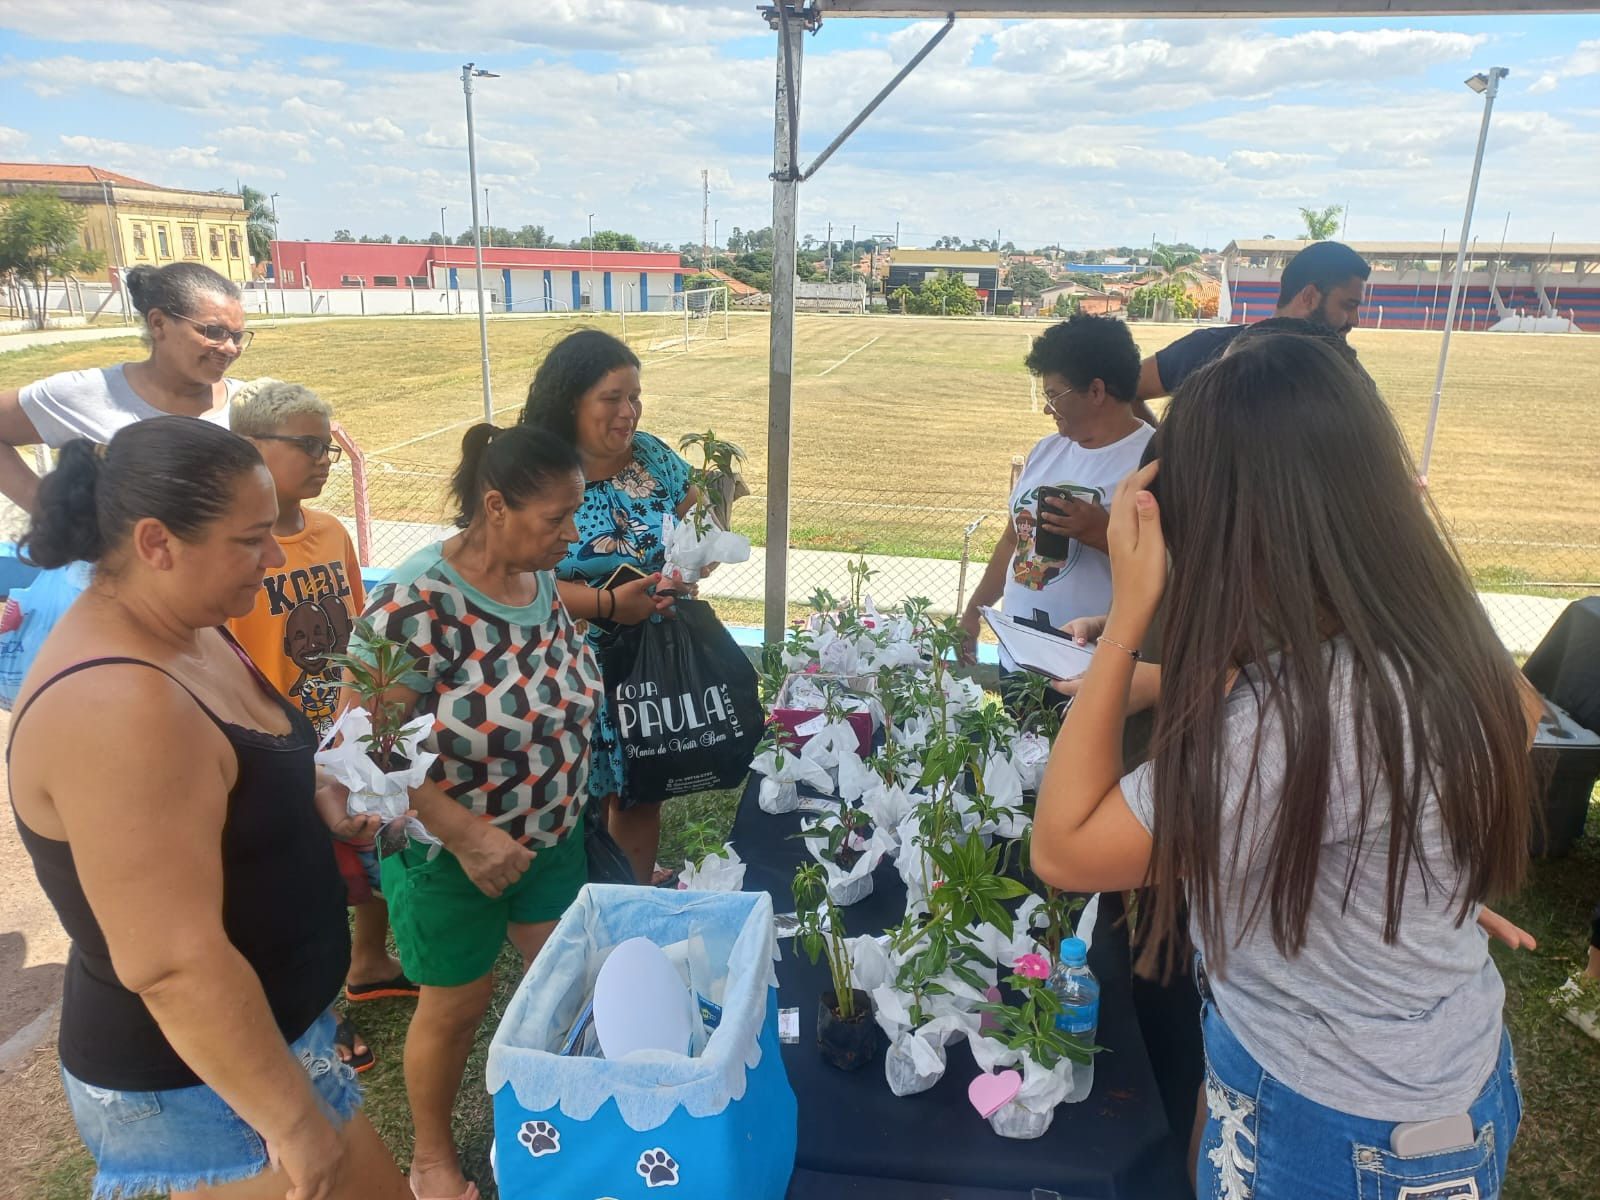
[3,314,1599,1198]
[3,312,1598,590]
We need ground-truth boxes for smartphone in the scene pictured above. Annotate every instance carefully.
[601,562,649,592]
[1389,1114,1474,1157]
[1032,485,1097,560]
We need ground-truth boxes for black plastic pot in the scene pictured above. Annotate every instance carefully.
[817,989,878,1072]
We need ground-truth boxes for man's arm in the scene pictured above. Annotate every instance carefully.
[1134,356,1167,403]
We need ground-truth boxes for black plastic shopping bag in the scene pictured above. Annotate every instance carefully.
[611,599,762,803]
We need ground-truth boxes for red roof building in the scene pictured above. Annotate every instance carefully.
[269,240,687,313]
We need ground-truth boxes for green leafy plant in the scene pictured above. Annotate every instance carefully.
[794,801,875,871]
[681,817,731,868]
[974,960,1094,1070]
[321,617,422,771]
[677,430,746,537]
[793,862,858,1020]
[846,555,876,612]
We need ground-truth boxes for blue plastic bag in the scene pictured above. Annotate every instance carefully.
[486,885,796,1199]
[0,562,91,711]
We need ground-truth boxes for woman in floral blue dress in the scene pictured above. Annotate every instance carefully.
[520,329,701,884]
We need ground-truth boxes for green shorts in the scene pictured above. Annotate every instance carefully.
[379,829,586,988]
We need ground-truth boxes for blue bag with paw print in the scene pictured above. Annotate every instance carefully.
[486,885,796,1200]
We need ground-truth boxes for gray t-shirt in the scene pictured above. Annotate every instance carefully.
[1121,640,1504,1121]
[18,366,236,448]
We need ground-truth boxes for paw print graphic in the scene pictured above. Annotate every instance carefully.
[636,1148,679,1188]
[517,1119,560,1158]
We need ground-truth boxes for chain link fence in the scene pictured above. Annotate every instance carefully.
[323,433,1595,655]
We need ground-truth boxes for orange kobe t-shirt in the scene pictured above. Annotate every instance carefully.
[229,508,365,740]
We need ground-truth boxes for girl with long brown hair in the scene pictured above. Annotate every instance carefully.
[1031,333,1537,1200]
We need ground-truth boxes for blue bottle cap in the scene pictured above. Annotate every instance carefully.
[1060,937,1088,966]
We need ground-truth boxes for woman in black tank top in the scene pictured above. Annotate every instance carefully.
[8,419,408,1200]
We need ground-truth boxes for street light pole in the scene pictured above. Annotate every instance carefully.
[269,192,280,289]
[484,187,492,247]
[587,212,596,310]
[440,206,448,248]
[1419,66,1509,480]
[462,62,499,424]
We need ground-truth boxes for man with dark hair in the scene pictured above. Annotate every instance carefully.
[1135,240,1371,405]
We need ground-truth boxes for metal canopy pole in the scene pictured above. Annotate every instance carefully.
[1419,67,1507,479]
[763,4,811,645]
[463,62,497,425]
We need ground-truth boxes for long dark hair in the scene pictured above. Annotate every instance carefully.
[1142,333,1534,977]
[519,329,640,443]
[449,424,581,528]
[22,417,263,569]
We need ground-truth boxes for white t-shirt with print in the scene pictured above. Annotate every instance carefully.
[999,423,1154,671]
[18,365,238,448]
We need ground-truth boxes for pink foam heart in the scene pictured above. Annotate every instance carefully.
[968,1069,1022,1119]
[978,986,1002,1034]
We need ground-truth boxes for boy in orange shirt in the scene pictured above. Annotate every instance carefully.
[228,379,416,1071]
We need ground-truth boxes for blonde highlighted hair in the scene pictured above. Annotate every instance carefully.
[229,378,332,438]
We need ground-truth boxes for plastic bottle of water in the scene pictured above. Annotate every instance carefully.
[1051,936,1100,1103]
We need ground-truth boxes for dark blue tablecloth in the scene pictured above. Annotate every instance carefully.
[730,774,1192,1200]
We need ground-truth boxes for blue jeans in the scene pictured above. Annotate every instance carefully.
[1198,999,1522,1200]
[60,1007,362,1200]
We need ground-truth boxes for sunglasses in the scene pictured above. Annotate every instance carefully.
[167,310,254,350]
[1042,385,1080,415]
[254,434,342,463]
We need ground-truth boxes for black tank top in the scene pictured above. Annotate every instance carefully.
[8,636,350,1090]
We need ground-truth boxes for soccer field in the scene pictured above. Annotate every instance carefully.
[3,311,1597,595]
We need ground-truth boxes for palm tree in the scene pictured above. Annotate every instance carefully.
[1138,243,1203,288]
[1298,205,1343,241]
[239,185,277,264]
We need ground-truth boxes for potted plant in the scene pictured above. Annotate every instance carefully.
[676,817,745,892]
[795,801,886,907]
[793,862,878,1071]
[664,431,751,583]
[317,618,439,854]
[972,953,1097,1139]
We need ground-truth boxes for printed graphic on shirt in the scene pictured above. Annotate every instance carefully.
[1011,482,1102,592]
[262,562,357,736]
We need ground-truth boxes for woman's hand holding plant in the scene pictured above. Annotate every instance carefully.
[1103,461,1165,643]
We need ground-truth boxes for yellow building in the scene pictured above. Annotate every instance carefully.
[0,163,252,287]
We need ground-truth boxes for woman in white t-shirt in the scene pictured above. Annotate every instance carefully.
[957,314,1153,675]
[0,262,250,512]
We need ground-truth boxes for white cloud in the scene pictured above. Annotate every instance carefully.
[0,125,28,152]
[55,134,286,184]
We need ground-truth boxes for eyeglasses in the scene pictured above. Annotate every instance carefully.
[1042,385,1080,415]
[167,310,254,350]
[254,434,342,462]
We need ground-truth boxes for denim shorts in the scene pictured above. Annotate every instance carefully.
[60,1007,363,1200]
[1197,998,1522,1200]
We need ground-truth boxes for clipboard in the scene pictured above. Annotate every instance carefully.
[980,606,1096,680]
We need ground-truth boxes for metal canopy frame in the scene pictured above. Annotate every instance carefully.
[757,0,1600,643]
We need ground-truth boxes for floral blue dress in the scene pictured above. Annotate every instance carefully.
[555,431,691,802]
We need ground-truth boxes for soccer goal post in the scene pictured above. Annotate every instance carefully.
[620,285,731,353]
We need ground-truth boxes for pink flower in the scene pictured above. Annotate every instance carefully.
[804,663,821,675]
[1013,953,1050,980]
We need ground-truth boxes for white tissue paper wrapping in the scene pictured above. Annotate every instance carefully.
[893,810,932,912]
[892,712,933,752]
[750,747,834,815]
[941,674,985,724]
[678,845,746,892]
[659,511,751,585]
[859,781,917,850]
[988,1052,1071,1139]
[806,823,892,907]
[834,747,878,804]
[798,720,863,785]
[1010,731,1052,792]
[314,706,440,845]
[981,753,1030,840]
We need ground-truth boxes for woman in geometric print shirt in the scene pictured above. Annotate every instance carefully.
[355,424,600,1200]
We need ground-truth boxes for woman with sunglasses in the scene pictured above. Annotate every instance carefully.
[0,261,251,512]
[956,314,1154,688]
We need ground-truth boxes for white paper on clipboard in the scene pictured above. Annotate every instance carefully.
[980,606,1096,680]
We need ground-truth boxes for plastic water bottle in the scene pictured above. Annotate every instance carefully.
[1051,936,1100,1103]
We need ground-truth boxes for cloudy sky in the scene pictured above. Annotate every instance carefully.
[1,1,1596,253]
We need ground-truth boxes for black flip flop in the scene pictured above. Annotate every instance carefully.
[345,972,420,1002]
[334,1015,375,1073]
